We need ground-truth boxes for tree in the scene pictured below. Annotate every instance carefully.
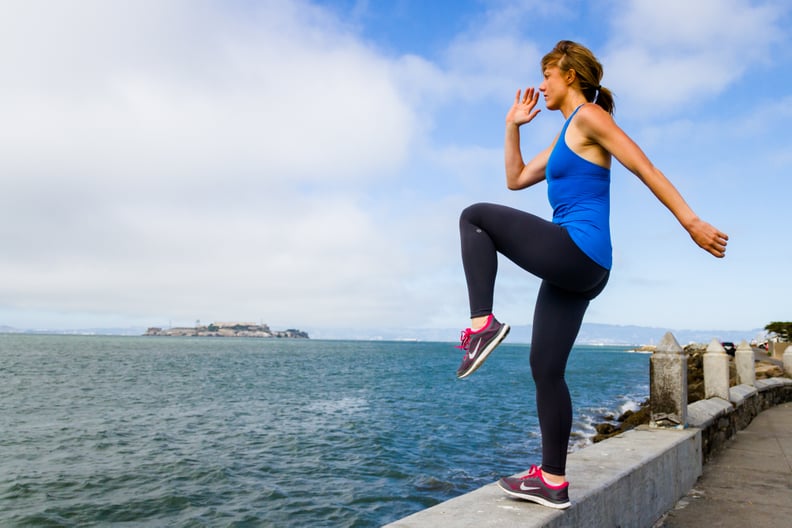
[764,321,792,341]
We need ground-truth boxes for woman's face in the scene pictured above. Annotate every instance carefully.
[539,65,569,111]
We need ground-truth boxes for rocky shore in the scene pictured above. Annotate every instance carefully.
[144,322,309,339]
[591,344,785,443]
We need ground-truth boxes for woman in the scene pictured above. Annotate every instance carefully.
[455,40,728,509]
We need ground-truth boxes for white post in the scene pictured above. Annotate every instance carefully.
[784,345,792,378]
[650,332,688,428]
[735,340,755,386]
[704,339,730,400]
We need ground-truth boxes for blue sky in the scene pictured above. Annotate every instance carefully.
[1,0,790,335]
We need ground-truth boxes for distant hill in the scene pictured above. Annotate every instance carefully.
[530,323,761,346]
[0,326,146,336]
[307,323,764,346]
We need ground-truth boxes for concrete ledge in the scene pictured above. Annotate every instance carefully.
[755,377,792,391]
[386,377,792,528]
[728,384,757,405]
[686,397,731,429]
[385,427,700,528]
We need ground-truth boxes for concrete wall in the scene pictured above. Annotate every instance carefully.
[385,378,792,528]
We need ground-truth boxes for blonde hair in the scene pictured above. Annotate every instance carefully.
[541,40,614,115]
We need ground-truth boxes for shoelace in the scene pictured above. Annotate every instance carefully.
[456,328,472,351]
[520,465,566,488]
[521,465,542,480]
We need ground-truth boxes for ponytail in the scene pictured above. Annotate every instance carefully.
[593,85,615,115]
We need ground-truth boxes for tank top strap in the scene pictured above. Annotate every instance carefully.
[569,103,585,118]
[561,104,586,136]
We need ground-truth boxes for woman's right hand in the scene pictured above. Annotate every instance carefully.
[506,88,541,127]
[686,217,729,258]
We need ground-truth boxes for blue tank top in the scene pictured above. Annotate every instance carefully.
[546,105,612,269]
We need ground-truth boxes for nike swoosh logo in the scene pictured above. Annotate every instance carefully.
[520,483,541,491]
[467,340,482,359]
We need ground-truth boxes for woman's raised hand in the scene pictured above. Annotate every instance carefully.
[506,88,541,127]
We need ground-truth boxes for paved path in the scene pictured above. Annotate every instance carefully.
[753,348,783,366]
[655,401,792,527]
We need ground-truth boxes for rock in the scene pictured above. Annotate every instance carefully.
[593,400,651,443]
[595,423,618,435]
[618,409,634,422]
[621,405,650,428]
[756,362,784,379]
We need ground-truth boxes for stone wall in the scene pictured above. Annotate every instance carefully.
[686,379,792,461]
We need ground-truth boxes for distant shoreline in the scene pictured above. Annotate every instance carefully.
[2,321,762,343]
[143,322,309,339]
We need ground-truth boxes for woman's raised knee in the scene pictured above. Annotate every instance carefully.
[459,202,493,226]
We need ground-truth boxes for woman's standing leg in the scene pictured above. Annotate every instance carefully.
[529,281,591,479]
[498,280,593,509]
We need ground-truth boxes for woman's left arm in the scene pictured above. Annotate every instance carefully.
[577,105,729,258]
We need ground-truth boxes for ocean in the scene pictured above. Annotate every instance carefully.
[0,334,649,527]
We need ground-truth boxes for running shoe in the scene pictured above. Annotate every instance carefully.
[455,314,510,379]
[497,465,571,509]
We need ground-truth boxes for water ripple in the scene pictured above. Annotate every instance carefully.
[1,334,648,526]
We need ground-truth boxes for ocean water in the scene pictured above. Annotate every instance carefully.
[0,334,649,527]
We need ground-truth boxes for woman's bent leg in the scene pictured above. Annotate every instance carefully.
[460,202,607,318]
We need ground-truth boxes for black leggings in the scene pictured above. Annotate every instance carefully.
[460,203,609,476]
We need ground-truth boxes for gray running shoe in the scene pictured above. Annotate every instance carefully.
[455,314,510,379]
[498,465,571,509]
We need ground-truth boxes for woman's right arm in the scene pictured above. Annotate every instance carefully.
[505,88,553,190]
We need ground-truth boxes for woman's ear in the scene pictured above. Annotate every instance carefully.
[565,68,577,85]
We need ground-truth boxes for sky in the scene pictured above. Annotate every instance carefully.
[1,0,790,336]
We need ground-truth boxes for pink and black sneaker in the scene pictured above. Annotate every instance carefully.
[498,465,571,509]
[455,314,510,379]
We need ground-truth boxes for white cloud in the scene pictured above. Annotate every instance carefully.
[0,0,423,327]
[603,0,785,116]
[442,35,543,101]
[384,2,552,107]
[1,1,416,186]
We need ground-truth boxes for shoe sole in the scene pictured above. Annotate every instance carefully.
[497,481,571,510]
[456,324,510,379]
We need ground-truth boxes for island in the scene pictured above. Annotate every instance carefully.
[143,322,309,339]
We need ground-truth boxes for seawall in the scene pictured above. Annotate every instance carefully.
[385,377,792,528]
